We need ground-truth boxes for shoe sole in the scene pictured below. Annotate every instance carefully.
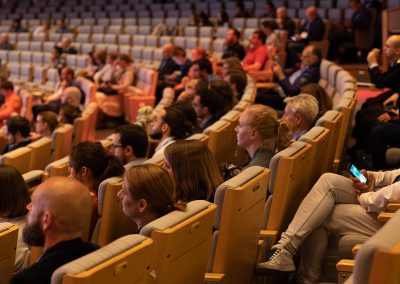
[258,263,296,272]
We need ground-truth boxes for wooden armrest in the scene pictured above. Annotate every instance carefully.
[378,212,394,223]
[256,240,265,265]
[204,273,225,284]
[336,259,355,273]
[352,244,363,255]
[255,82,279,89]
[259,230,278,240]
[387,203,400,212]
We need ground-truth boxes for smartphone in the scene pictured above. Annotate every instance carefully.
[348,163,367,183]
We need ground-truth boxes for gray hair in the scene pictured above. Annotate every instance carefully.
[284,94,319,127]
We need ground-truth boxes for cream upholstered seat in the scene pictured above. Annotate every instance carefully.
[91,177,138,246]
[0,223,18,284]
[203,120,234,164]
[206,166,270,284]
[44,155,69,177]
[27,137,52,171]
[0,147,32,174]
[140,200,216,284]
[51,235,153,284]
[51,123,73,162]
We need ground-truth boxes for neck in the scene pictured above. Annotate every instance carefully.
[134,212,160,230]
[43,231,81,254]
[126,155,137,164]
[246,141,262,158]
[201,113,212,125]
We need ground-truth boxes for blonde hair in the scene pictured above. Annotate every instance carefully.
[245,104,290,151]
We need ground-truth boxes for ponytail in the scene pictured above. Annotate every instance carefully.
[276,119,291,151]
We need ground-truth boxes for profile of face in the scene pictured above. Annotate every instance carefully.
[225,29,237,45]
[282,105,297,132]
[5,128,16,145]
[190,63,201,79]
[384,37,399,61]
[300,46,318,67]
[23,193,45,247]
[150,108,166,140]
[191,49,202,61]
[250,33,261,46]
[192,95,205,119]
[118,177,144,221]
[235,110,253,149]
[111,133,127,164]
[35,115,48,135]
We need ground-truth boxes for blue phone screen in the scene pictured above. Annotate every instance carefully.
[349,164,367,183]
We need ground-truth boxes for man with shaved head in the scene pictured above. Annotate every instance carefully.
[156,43,180,103]
[11,177,98,284]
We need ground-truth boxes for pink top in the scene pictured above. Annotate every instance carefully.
[242,45,269,70]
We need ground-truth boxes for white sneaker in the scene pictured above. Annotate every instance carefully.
[257,248,295,272]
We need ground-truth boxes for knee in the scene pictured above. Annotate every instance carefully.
[314,173,341,192]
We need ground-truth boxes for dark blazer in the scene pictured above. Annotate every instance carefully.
[158,58,180,80]
[279,61,321,97]
[222,42,246,60]
[369,60,400,92]
[300,16,325,43]
[2,139,31,154]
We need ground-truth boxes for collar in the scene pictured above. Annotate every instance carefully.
[124,158,146,169]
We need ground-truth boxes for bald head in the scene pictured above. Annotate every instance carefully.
[34,177,91,235]
[384,35,400,62]
[306,6,318,21]
[163,43,174,59]
[276,6,287,18]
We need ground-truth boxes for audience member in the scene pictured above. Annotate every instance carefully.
[0,80,21,127]
[234,1,249,18]
[210,79,236,114]
[276,6,295,37]
[171,101,202,133]
[68,141,124,237]
[58,37,77,54]
[256,45,322,110]
[222,28,246,61]
[55,18,72,33]
[111,124,149,169]
[191,46,213,74]
[118,164,186,231]
[172,46,192,81]
[192,88,222,131]
[282,94,319,141]
[300,83,332,119]
[199,11,213,26]
[261,20,281,50]
[93,51,119,84]
[156,43,180,103]
[3,116,31,154]
[258,169,400,283]
[224,70,248,101]
[236,104,290,168]
[262,1,276,18]
[150,106,193,155]
[287,6,325,67]
[81,49,106,80]
[34,111,60,138]
[0,32,14,50]
[49,46,66,73]
[0,165,31,273]
[222,56,245,77]
[33,19,51,37]
[328,0,372,61]
[216,10,230,27]
[235,104,290,168]
[176,78,199,103]
[189,10,200,26]
[10,19,27,33]
[164,140,223,202]
[57,103,81,124]
[10,177,99,284]
[242,30,269,72]
[190,58,213,81]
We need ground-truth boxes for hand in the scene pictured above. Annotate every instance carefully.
[377,112,393,122]
[383,93,399,107]
[367,48,380,65]
[272,62,285,80]
[350,170,375,195]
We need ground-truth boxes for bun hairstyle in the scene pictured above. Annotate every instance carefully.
[69,141,125,192]
[245,104,290,152]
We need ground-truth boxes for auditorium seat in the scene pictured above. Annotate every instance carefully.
[27,137,52,171]
[0,146,32,174]
[203,120,233,164]
[0,223,18,284]
[140,200,216,284]
[44,155,69,177]
[206,166,270,284]
[51,235,153,284]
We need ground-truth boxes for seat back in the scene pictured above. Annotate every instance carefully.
[73,114,91,145]
[45,156,69,177]
[299,126,331,186]
[140,200,216,284]
[27,137,52,171]
[51,235,153,284]
[19,88,33,121]
[76,77,97,108]
[51,124,73,162]
[92,177,138,246]
[186,133,209,147]
[316,110,344,173]
[209,166,270,283]
[0,223,18,284]
[0,147,32,174]
[203,120,234,164]
[82,102,99,142]
[264,142,313,238]
[346,210,400,284]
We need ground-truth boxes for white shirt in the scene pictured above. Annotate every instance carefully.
[358,169,400,212]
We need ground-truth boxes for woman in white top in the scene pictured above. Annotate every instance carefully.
[0,165,31,273]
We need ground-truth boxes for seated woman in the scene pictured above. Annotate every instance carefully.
[117,164,186,232]
[0,165,31,273]
[93,51,118,85]
[33,111,60,139]
[57,103,81,124]
[96,53,135,118]
[236,104,290,169]
[68,141,125,237]
[258,170,400,283]
[164,140,223,202]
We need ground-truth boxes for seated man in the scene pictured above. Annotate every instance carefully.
[276,6,295,37]
[0,80,22,127]
[3,116,31,154]
[224,70,248,101]
[10,19,27,33]
[111,124,149,169]
[242,30,269,72]
[257,169,400,283]
[0,32,14,50]
[150,106,193,155]
[222,28,246,60]
[192,88,222,131]
[256,45,321,110]
[11,177,99,284]
[281,94,319,141]
[287,6,325,67]
[58,37,78,55]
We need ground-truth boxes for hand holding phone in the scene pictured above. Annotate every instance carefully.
[348,163,367,183]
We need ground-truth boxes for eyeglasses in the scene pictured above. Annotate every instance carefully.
[110,144,124,150]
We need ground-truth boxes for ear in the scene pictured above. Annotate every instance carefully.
[124,145,134,157]
[295,112,302,125]
[80,166,90,177]
[41,211,53,231]
[250,128,259,140]
[137,199,148,214]
[161,122,169,134]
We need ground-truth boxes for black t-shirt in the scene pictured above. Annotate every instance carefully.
[11,238,99,284]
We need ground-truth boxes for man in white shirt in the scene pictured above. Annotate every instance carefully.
[257,169,400,283]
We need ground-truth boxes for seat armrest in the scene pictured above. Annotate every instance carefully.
[352,244,362,255]
[336,259,355,273]
[378,212,394,223]
[387,203,400,212]
[255,240,265,265]
[204,273,225,284]
[125,86,145,96]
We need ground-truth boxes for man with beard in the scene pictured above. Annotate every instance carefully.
[222,28,246,60]
[149,106,193,156]
[111,124,149,169]
[11,177,99,284]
